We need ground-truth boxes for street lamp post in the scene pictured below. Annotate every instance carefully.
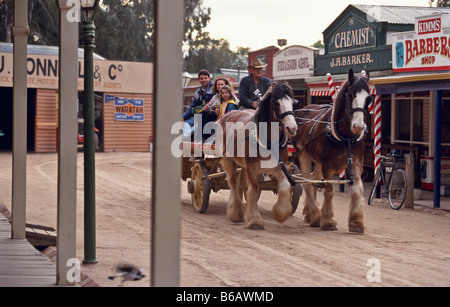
[81,0,100,264]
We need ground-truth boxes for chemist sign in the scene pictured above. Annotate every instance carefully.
[392,13,450,72]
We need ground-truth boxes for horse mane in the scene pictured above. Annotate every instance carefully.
[254,82,294,124]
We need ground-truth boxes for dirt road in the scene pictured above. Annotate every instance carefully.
[0,152,448,287]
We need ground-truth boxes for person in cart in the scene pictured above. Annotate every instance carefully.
[238,59,271,110]
[203,85,238,143]
[182,69,214,140]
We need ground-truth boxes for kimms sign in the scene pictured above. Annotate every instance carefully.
[392,13,450,72]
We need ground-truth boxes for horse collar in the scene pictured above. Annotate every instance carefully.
[327,101,367,146]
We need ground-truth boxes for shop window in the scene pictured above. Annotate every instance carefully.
[443,98,450,156]
[413,91,429,97]
[380,95,391,144]
[396,99,411,141]
[396,92,411,98]
[412,100,424,142]
[312,96,333,105]
[394,92,428,145]
[293,90,307,109]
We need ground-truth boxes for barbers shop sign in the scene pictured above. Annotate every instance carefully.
[392,13,450,72]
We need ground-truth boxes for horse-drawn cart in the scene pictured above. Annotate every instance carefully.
[181,141,302,214]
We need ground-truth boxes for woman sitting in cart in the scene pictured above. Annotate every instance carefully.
[201,77,238,126]
[203,85,238,142]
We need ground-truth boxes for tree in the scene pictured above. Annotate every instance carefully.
[95,0,154,61]
[184,31,249,73]
[0,0,214,62]
[430,0,450,6]
[0,0,59,45]
[93,0,214,62]
[311,40,324,49]
[0,0,13,43]
[0,0,248,70]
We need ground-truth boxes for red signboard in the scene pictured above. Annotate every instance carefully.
[418,17,442,35]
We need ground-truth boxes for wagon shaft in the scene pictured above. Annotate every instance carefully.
[291,174,349,185]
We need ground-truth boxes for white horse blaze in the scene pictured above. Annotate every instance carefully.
[278,97,297,136]
[351,91,368,134]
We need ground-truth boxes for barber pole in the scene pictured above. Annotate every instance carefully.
[326,73,338,102]
[374,94,382,176]
[327,73,346,180]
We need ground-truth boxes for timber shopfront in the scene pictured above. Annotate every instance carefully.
[373,12,450,197]
[0,43,153,153]
[308,5,450,191]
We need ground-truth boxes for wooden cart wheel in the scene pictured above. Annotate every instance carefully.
[190,162,211,213]
[289,163,302,215]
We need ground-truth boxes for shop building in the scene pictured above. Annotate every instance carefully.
[308,5,450,193]
[373,12,450,193]
[0,43,153,153]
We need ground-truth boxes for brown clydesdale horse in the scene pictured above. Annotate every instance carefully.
[217,82,298,229]
[293,69,372,233]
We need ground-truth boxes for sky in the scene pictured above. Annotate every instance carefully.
[202,0,433,51]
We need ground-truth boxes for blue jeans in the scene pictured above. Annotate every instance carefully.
[183,117,195,141]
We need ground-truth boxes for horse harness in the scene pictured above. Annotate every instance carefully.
[292,88,372,185]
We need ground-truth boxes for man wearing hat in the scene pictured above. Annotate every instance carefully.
[238,59,272,110]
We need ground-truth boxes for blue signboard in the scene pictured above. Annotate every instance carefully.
[395,42,405,68]
[104,94,144,121]
[114,98,144,121]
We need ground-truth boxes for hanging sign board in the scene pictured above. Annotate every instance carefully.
[392,13,450,72]
[273,45,317,79]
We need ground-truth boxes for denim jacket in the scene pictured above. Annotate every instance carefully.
[183,81,214,121]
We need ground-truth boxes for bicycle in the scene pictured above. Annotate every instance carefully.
[368,150,407,210]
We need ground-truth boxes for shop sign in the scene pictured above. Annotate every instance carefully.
[392,13,450,72]
[105,94,144,121]
[273,45,316,79]
[315,46,391,76]
[315,15,388,75]
[329,17,376,54]
[0,52,153,93]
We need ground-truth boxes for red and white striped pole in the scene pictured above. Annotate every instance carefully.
[327,73,346,182]
[373,94,382,176]
[327,73,338,102]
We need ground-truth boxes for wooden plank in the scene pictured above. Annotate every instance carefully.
[0,216,56,287]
